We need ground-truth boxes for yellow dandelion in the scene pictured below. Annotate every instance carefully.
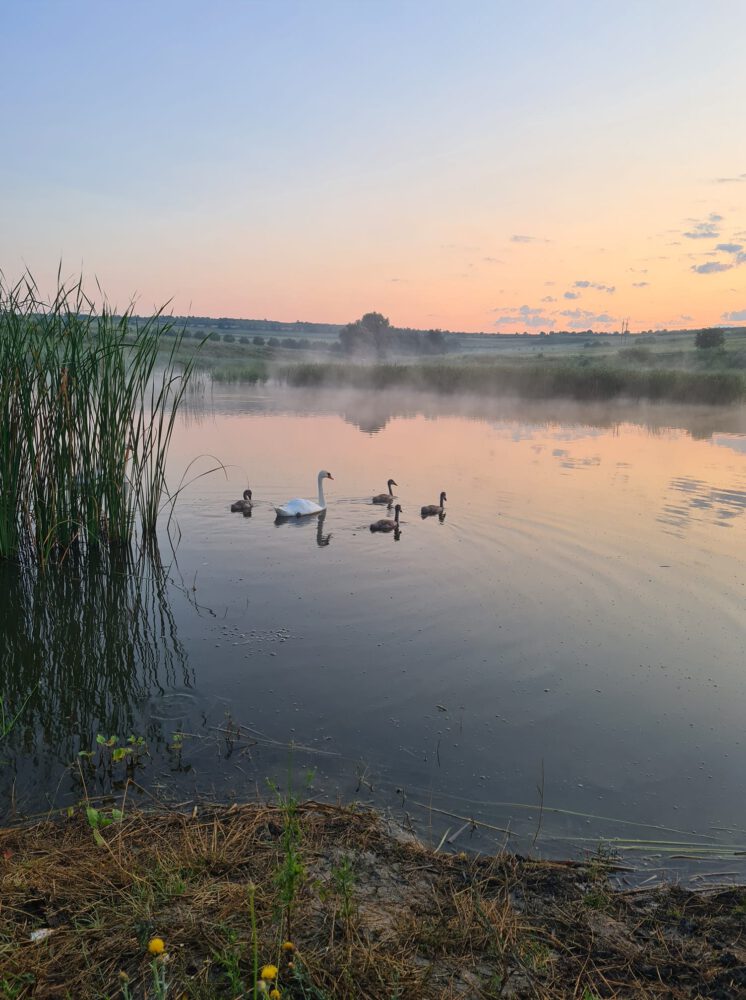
[261,963,279,981]
[269,991,281,1000]
[148,937,166,955]
[282,940,295,953]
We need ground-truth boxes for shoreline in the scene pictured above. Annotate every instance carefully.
[2,801,744,998]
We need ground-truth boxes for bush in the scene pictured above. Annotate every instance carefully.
[222,333,235,344]
[252,336,266,346]
[695,329,725,350]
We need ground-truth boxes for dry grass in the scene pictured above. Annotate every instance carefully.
[0,802,744,998]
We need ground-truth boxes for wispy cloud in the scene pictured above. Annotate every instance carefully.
[541,295,557,303]
[564,291,580,300]
[573,280,615,294]
[493,304,554,328]
[482,256,503,264]
[716,243,743,254]
[722,309,746,321]
[632,281,650,288]
[691,261,732,274]
[683,213,723,240]
[510,234,551,244]
[714,172,746,184]
[559,308,615,329]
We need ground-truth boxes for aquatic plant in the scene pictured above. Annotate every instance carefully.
[275,358,745,405]
[0,272,197,563]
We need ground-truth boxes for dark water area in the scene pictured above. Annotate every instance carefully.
[2,386,745,883]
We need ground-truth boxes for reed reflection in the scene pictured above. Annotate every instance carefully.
[0,545,191,815]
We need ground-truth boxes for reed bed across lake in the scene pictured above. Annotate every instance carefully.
[0,275,196,564]
[274,359,745,405]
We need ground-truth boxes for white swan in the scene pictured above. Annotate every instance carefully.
[273,470,333,518]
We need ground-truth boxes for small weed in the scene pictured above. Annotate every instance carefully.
[331,855,357,932]
[1,974,35,998]
[212,929,245,995]
[85,805,124,847]
[582,889,611,911]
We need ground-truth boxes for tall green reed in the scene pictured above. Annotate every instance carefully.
[0,272,196,563]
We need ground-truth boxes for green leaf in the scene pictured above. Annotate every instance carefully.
[85,806,100,829]
[92,827,106,848]
[111,808,124,822]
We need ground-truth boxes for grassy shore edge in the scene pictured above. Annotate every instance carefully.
[1,801,744,999]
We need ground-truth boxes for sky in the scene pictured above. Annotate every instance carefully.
[1,0,745,333]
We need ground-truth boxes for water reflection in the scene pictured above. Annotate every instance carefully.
[273,509,333,546]
[203,383,746,444]
[658,477,746,534]
[0,546,191,816]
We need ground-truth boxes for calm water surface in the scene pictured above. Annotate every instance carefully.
[3,386,745,880]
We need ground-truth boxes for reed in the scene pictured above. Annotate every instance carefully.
[0,273,196,563]
[276,359,746,404]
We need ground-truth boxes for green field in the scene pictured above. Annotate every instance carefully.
[157,320,746,404]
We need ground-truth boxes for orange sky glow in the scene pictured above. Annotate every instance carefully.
[1,2,745,333]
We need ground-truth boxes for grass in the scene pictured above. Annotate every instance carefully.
[1,801,745,998]
[0,272,197,564]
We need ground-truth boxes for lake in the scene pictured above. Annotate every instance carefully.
[3,384,745,882]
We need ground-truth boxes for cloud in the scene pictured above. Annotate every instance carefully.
[482,256,503,264]
[564,291,580,299]
[510,234,551,244]
[722,309,746,321]
[716,243,743,254]
[714,172,746,184]
[632,281,650,288]
[541,295,557,303]
[691,261,732,274]
[559,308,615,329]
[573,280,615,294]
[683,213,723,239]
[493,304,555,328]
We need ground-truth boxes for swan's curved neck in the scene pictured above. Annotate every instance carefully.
[395,507,400,523]
[317,473,326,508]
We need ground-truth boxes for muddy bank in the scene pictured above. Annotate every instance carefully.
[0,802,744,998]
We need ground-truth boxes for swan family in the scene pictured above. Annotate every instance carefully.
[230,472,447,534]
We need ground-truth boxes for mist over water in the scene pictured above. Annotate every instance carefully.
[3,384,745,879]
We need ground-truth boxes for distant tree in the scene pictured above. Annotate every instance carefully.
[297,338,310,350]
[239,336,249,345]
[267,337,280,348]
[209,332,221,342]
[283,338,298,349]
[695,328,725,350]
[252,335,266,346]
[223,333,235,343]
